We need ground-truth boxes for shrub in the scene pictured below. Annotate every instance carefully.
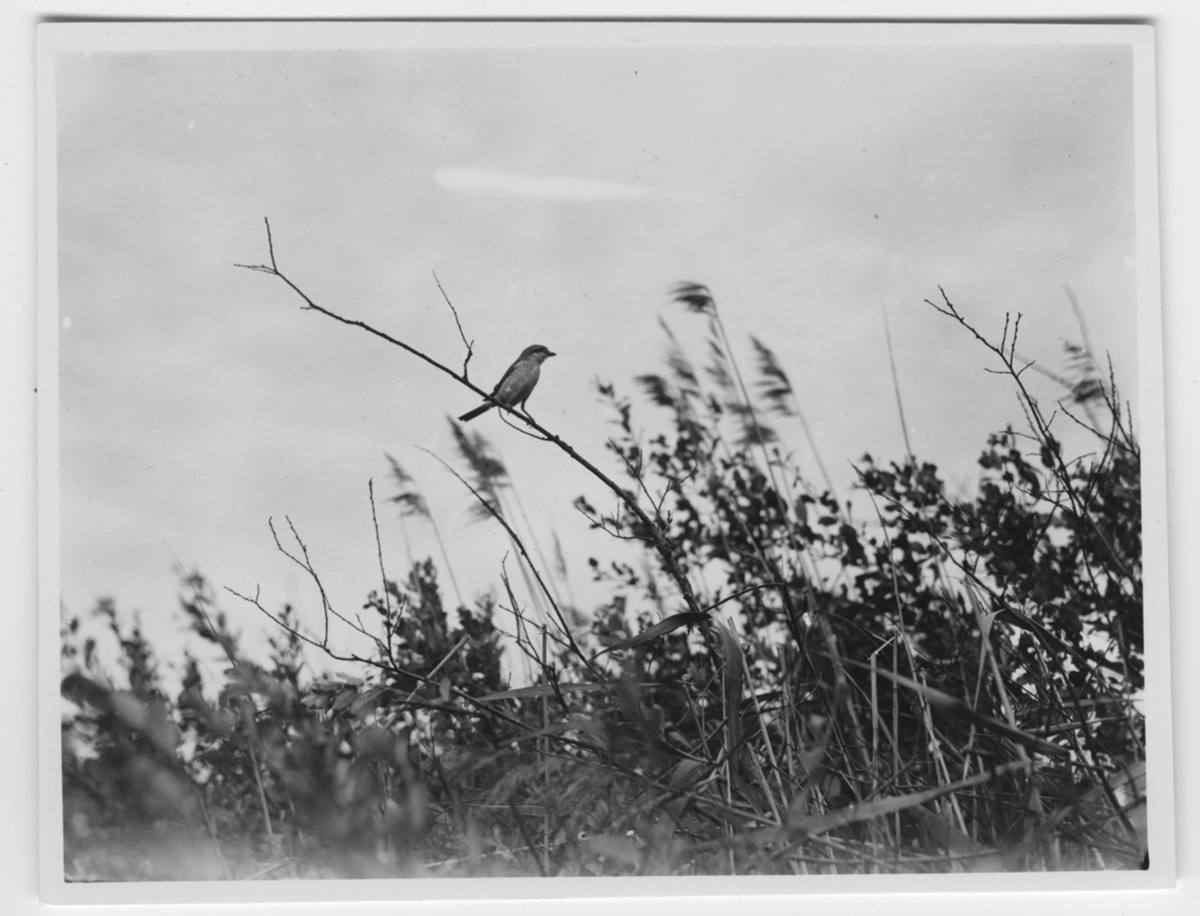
[61,285,1146,878]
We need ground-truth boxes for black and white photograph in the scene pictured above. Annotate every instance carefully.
[29,16,1179,907]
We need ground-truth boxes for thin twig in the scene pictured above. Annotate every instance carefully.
[368,479,392,620]
[432,269,474,377]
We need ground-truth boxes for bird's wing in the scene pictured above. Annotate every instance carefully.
[491,356,523,397]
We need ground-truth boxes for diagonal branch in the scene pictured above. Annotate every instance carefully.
[238,217,704,619]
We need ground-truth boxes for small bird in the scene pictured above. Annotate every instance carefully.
[458,344,556,422]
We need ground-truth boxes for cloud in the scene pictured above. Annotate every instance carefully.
[433,167,705,202]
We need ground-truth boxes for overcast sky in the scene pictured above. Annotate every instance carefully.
[48,23,1153,675]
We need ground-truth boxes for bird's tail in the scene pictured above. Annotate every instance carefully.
[457,402,494,422]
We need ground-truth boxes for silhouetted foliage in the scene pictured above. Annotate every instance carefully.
[61,287,1147,878]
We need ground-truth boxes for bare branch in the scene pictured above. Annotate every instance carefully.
[238,218,705,619]
[236,218,491,404]
[432,270,474,378]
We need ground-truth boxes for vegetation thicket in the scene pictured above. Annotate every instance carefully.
[61,252,1147,879]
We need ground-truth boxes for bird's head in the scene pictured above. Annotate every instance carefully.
[521,344,556,362]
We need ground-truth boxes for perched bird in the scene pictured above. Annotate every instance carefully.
[458,344,556,422]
